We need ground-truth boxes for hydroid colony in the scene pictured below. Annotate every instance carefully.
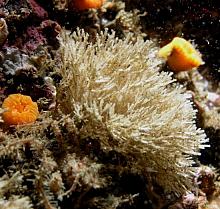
[57,29,208,194]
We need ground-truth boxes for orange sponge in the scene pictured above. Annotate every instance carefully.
[2,94,39,125]
[158,37,204,72]
[72,0,106,10]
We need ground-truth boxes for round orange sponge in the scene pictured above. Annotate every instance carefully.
[158,37,204,72]
[72,0,106,10]
[2,94,39,125]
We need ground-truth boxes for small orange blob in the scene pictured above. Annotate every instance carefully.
[72,0,106,10]
[2,94,39,125]
[158,37,204,72]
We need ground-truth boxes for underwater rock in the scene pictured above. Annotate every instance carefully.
[27,0,48,19]
[1,47,29,75]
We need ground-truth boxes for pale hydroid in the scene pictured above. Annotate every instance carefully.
[57,29,208,194]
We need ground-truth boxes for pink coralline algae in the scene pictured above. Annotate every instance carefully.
[0,0,5,7]
[21,20,61,52]
[27,0,48,19]
[23,26,46,52]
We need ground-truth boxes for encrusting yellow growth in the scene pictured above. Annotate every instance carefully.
[2,94,39,125]
[158,37,204,72]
